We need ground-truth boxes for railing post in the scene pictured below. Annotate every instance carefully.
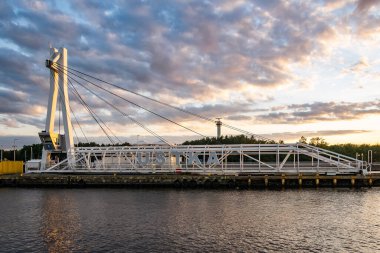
[258,144,261,173]
[337,155,340,172]
[297,143,300,173]
[317,150,320,173]
[276,144,280,172]
[240,144,243,172]
[368,150,373,170]
[220,146,223,173]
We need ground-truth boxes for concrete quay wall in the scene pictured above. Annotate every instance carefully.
[1,173,380,189]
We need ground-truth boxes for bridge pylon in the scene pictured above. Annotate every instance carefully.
[39,47,75,170]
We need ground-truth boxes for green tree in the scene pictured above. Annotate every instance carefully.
[299,136,307,144]
[182,134,274,145]
[309,137,328,147]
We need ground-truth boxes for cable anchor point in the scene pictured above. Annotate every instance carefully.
[45,59,53,69]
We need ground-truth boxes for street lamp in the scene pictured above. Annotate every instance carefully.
[13,138,19,161]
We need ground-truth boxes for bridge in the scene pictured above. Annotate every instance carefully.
[32,47,372,175]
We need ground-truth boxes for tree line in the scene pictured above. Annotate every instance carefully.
[0,142,131,162]
[0,136,378,163]
[182,135,379,163]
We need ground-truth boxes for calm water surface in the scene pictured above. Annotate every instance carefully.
[0,188,379,252]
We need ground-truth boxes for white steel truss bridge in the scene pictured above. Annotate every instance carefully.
[35,47,370,175]
[45,143,368,175]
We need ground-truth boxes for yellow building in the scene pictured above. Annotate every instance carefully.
[0,161,23,175]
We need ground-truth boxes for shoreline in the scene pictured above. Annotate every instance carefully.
[1,173,379,189]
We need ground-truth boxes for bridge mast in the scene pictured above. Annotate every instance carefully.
[39,47,75,170]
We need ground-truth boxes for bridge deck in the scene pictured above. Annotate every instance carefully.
[40,143,368,175]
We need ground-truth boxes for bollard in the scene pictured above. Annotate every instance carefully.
[369,178,373,187]
[351,177,355,187]
[333,178,337,187]
[281,174,286,188]
[264,176,268,188]
[298,174,302,187]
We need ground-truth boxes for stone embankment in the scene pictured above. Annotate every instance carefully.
[1,173,379,189]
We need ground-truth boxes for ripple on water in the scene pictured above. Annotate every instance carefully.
[0,188,380,252]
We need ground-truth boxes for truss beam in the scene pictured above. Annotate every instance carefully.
[41,143,367,175]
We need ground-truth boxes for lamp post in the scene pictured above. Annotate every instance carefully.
[13,138,19,161]
[0,145,3,162]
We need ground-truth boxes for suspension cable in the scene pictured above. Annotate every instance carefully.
[53,62,273,142]
[56,66,152,144]
[58,89,61,135]
[66,72,171,145]
[52,70,89,143]
[70,106,89,143]
[53,63,207,138]
[55,67,116,144]
[53,66,115,144]
[70,83,116,144]
[56,66,169,145]
[69,81,122,144]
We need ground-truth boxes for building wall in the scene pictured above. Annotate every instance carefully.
[0,161,23,175]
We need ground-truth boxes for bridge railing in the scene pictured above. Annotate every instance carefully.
[36,143,364,174]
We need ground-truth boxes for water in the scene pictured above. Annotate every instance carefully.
[0,188,379,252]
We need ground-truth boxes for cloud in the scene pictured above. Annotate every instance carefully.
[255,100,380,123]
[265,129,371,141]
[0,87,45,116]
[0,0,379,140]
[2,0,339,94]
[132,102,258,125]
[0,129,371,148]
[226,115,252,121]
[351,0,380,38]
[347,58,369,73]
[323,0,355,11]
[355,0,380,13]
[0,118,21,128]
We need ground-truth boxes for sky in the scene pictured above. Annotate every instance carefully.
[0,0,380,148]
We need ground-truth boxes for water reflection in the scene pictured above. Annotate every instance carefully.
[0,188,380,252]
[40,190,82,252]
